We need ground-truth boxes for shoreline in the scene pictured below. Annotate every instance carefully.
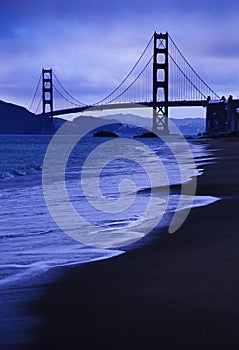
[3,138,239,349]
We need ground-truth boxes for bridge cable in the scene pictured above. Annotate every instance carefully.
[53,84,86,108]
[35,97,42,114]
[104,56,153,104]
[53,73,87,106]
[29,74,41,112]
[169,54,209,99]
[93,34,154,105]
[169,34,220,99]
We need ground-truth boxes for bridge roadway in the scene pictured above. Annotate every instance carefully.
[37,99,211,118]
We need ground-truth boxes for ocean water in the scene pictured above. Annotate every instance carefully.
[0,132,218,288]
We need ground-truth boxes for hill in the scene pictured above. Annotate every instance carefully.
[0,100,54,134]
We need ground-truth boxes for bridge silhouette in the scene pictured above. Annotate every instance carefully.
[30,32,238,134]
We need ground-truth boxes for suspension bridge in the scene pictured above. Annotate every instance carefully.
[29,32,239,134]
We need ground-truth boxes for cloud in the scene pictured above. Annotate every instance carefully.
[1,0,239,110]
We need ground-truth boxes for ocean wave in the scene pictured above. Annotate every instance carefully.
[0,229,54,240]
[0,165,42,181]
[0,249,124,287]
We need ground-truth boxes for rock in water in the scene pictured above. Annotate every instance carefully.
[93,130,119,137]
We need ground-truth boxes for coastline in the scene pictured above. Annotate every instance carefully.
[4,138,239,349]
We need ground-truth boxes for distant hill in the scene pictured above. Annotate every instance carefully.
[171,118,205,136]
[0,100,54,134]
[101,114,151,129]
[72,115,121,133]
[52,115,122,134]
[101,113,205,135]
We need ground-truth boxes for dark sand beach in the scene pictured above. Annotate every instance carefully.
[14,139,239,349]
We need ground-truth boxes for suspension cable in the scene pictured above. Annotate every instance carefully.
[53,73,87,106]
[35,97,42,114]
[29,74,41,111]
[169,34,220,99]
[169,54,208,99]
[93,34,154,105]
[105,55,153,104]
[53,84,86,107]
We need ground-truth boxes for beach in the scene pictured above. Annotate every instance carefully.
[3,137,239,349]
[22,137,239,349]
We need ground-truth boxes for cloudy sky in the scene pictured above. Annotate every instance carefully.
[1,0,239,118]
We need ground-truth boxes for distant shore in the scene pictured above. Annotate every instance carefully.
[5,138,239,349]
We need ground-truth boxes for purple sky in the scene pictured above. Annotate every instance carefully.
[0,0,239,118]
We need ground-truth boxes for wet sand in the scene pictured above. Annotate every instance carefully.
[24,138,239,348]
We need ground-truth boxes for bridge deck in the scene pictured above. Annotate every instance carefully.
[37,100,211,118]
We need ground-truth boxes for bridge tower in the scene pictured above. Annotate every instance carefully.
[42,68,53,118]
[153,32,169,134]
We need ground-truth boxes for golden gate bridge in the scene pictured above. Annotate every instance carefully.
[29,32,239,134]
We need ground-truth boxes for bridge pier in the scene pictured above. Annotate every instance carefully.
[42,68,53,117]
[153,32,169,134]
[41,69,54,133]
